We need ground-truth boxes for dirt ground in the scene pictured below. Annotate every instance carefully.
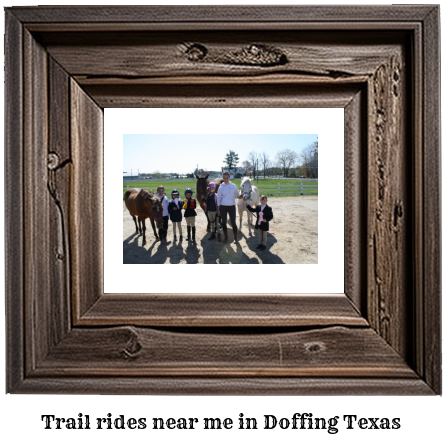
[123,197,318,264]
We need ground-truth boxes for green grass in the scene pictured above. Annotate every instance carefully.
[123,178,317,188]
[123,178,318,198]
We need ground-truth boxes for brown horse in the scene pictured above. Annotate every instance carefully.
[195,173,223,233]
[124,188,164,243]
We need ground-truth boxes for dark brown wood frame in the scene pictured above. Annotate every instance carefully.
[5,6,441,394]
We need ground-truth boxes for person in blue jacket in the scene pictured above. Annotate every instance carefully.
[167,189,184,241]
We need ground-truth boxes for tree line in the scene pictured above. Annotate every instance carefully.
[223,140,318,179]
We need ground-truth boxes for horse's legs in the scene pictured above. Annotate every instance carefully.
[138,217,142,235]
[131,214,139,233]
[150,217,159,240]
[141,218,147,243]
[239,209,243,231]
[247,210,252,235]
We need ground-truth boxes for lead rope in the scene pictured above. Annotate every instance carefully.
[242,187,258,219]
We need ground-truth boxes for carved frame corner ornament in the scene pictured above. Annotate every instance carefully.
[5,5,441,394]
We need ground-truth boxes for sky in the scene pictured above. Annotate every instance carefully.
[123,134,318,175]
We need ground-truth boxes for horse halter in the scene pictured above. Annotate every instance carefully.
[154,213,164,229]
[152,204,163,221]
[241,183,252,201]
[196,179,208,202]
[197,179,207,194]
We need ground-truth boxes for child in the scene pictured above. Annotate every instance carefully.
[204,182,219,240]
[247,195,273,250]
[183,188,197,243]
[156,185,170,245]
[167,189,184,241]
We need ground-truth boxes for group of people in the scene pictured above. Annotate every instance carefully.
[156,171,273,251]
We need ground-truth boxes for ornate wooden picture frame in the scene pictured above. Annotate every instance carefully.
[5,6,440,394]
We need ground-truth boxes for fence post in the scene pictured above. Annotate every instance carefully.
[300,182,303,195]
[278,183,280,196]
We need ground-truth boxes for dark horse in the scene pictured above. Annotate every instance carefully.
[195,173,223,236]
[124,188,164,243]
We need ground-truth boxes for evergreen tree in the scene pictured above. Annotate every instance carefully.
[223,150,239,170]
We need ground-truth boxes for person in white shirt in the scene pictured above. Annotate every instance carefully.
[217,171,243,244]
[156,185,171,245]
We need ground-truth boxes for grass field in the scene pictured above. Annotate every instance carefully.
[123,178,318,197]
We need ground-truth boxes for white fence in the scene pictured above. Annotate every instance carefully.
[257,182,318,196]
[125,182,318,196]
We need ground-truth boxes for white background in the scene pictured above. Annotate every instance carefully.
[107,108,343,292]
[1,1,442,437]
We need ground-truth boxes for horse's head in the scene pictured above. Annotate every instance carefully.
[241,177,253,201]
[150,196,164,229]
[195,173,209,200]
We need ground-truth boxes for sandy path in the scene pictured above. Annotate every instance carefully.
[123,197,317,264]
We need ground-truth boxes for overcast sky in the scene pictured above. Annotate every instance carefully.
[123,134,317,175]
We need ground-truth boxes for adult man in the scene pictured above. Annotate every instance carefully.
[217,171,243,244]
[156,185,171,245]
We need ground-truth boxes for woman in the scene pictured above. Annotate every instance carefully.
[216,171,243,244]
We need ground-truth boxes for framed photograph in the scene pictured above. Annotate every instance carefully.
[108,108,343,294]
[5,5,440,394]
[120,130,320,265]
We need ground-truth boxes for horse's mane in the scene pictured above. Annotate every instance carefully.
[140,189,160,203]
[241,176,252,185]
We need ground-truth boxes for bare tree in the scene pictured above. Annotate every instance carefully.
[270,159,282,177]
[242,160,253,176]
[287,150,298,174]
[300,141,318,178]
[260,152,271,179]
[274,160,283,177]
[248,151,260,179]
[275,149,298,177]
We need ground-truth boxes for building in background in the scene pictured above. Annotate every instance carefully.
[221,167,246,178]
